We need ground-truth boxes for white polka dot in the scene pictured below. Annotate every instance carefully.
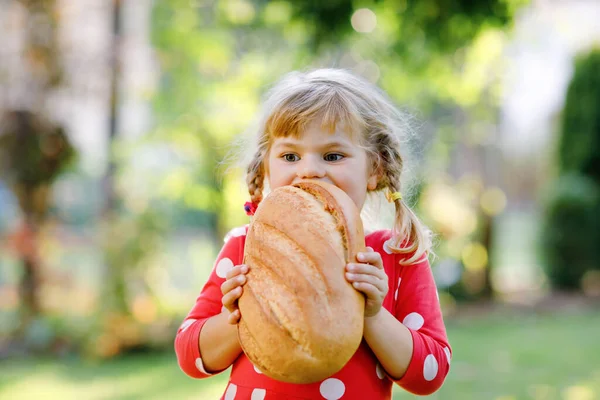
[423,354,438,381]
[319,378,345,400]
[224,226,247,243]
[402,312,425,330]
[224,383,237,400]
[179,319,196,333]
[376,363,385,379]
[253,364,262,374]
[195,358,210,374]
[251,388,266,400]
[216,257,234,278]
[444,346,451,364]
[383,238,394,254]
[394,277,402,301]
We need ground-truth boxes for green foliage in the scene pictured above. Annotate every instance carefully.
[542,49,600,290]
[540,174,600,290]
[0,110,75,188]
[292,0,520,56]
[558,49,600,182]
[100,208,169,314]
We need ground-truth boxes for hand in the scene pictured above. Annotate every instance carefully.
[220,264,248,325]
[346,247,388,318]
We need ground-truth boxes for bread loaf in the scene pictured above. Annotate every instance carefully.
[237,180,366,384]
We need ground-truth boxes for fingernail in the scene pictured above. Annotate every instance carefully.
[238,275,245,283]
[346,272,354,279]
[357,253,365,261]
[347,264,355,272]
[241,265,248,272]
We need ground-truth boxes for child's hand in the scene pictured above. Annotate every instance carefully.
[346,247,388,318]
[220,264,249,325]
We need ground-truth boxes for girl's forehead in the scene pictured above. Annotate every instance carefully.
[269,117,363,145]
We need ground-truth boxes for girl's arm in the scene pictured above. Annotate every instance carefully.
[346,248,414,378]
[198,311,242,372]
[174,228,247,378]
[346,245,451,395]
[199,262,249,372]
[363,308,413,379]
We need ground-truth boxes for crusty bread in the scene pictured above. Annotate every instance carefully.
[237,179,366,384]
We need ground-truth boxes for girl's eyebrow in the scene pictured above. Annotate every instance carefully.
[272,139,353,150]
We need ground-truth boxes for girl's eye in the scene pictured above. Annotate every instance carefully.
[283,154,299,162]
[324,153,344,162]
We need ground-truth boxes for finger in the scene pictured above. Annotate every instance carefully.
[228,309,241,325]
[225,264,248,280]
[220,274,246,296]
[347,263,386,280]
[351,281,382,300]
[346,272,386,291]
[356,251,383,269]
[349,271,388,296]
[221,286,243,311]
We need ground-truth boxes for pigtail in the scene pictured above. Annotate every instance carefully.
[245,150,266,214]
[388,195,432,265]
[373,130,432,265]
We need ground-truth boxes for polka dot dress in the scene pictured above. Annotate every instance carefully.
[175,228,452,399]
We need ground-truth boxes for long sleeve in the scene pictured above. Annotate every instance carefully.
[392,254,452,395]
[174,226,247,379]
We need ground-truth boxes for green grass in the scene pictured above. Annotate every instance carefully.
[1,309,599,400]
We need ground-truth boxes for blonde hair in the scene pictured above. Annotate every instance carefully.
[240,68,432,264]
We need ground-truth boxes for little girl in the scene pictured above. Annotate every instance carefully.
[175,68,451,400]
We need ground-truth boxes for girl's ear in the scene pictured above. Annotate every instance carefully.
[367,167,380,191]
[366,153,382,191]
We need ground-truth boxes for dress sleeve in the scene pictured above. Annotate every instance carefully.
[392,255,452,395]
[174,226,247,379]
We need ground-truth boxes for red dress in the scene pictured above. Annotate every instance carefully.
[175,227,452,399]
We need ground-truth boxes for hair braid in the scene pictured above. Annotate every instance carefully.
[368,129,429,264]
[246,150,265,204]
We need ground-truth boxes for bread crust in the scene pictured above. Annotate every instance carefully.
[238,180,366,384]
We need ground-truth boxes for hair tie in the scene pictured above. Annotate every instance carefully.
[244,201,258,216]
[385,190,402,203]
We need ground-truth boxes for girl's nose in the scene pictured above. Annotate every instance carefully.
[297,155,325,179]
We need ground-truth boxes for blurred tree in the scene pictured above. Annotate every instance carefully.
[541,174,599,290]
[104,0,123,215]
[0,111,75,332]
[541,49,600,291]
[292,0,518,58]
[99,0,129,316]
[558,49,600,184]
[0,0,76,338]
[89,1,173,358]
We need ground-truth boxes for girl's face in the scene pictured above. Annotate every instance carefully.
[266,119,378,210]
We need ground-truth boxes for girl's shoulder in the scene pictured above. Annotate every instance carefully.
[364,229,394,247]
[365,229,428,267]
[223,224,249,243]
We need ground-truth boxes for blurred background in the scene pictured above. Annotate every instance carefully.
[0,0,599,399]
